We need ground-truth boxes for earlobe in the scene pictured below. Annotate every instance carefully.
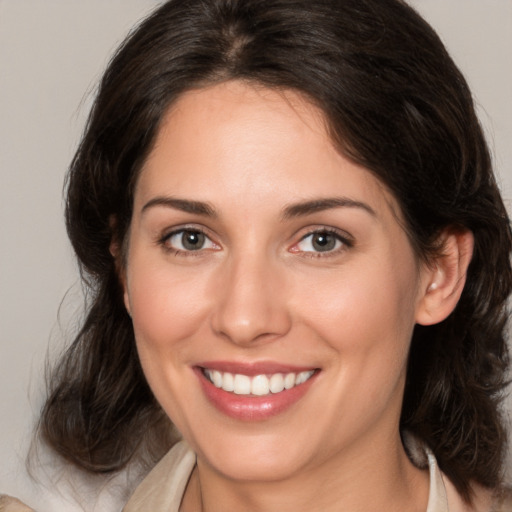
[113,253,131,317]
[415,229,474,326]
[124,290,132,317]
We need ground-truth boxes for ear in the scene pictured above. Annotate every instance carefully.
[109,216,132,317]
[415,229,474,326]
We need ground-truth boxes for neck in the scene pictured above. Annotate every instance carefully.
[180,432,429,512]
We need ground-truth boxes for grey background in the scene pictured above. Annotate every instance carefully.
[1,1,511,509]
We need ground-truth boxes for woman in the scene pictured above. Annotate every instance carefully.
[2,0,511,510]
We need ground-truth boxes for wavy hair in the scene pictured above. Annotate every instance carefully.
[40,0,511,502]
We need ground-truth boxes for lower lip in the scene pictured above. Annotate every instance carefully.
[195,368,318,421]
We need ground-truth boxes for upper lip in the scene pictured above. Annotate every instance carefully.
[196,361,319,376]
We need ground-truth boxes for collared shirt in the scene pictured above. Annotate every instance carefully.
[122,441,510,512]
[2,441,509,511]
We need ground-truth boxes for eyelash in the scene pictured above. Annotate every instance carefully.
[158,226,218,256]
[291,228,354,258]
[158,226,354,258]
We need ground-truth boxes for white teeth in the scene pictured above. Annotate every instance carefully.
[269,373,285,393]
[251,374,270,396]
[204,369,315,396]
[284,372,296,390]
[233,374,251,395]
[296,370,312,385]
[212,370,222,388]
[223,372,234,392]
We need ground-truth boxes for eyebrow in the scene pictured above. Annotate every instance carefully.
[141,197,217,217]
[141,195,376,220]
[282,197,376,219]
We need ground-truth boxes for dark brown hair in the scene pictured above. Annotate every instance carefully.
[40,0,511,502]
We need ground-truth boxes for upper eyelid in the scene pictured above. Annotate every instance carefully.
[159,227,220,255]
[159,224,213,240]
[289,227,355,257]
[157,225,217,248]
[156,224,354,250]
[296,226,354,244]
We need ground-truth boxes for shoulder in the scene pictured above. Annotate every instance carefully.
[443,477,512,512]
[123,440,196,512]
[404,432,511,512]
[0,495,35,512]
[490,487,512,512]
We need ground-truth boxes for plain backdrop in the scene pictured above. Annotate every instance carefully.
[1,1,511,510]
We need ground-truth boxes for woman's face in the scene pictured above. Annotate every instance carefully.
[123,81,431,481]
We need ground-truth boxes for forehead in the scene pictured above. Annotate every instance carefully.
[136,81,400,221]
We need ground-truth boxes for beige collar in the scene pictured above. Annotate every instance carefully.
[425,446,449,512]
[123,441,485,512]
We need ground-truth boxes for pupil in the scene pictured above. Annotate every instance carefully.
[313,233,335,252]
[182,231,205,250]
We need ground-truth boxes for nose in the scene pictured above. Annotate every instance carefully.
[210,254,292,346]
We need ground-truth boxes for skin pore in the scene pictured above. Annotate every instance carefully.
[120,81,473,512]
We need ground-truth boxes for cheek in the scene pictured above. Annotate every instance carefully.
[298,260,418,344]
[125,256,214,352]
[294,250,420,390]
[298,261,418,427]
[124,253,216,427]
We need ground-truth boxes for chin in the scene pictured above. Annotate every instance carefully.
[194,430,314,482]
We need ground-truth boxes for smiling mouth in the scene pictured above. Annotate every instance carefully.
[201,368,317,396]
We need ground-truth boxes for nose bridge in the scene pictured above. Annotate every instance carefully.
[211,246,291,346]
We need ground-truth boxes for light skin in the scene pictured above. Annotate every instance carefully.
[117,81,474,512]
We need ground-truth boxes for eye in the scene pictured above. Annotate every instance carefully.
[294,230,351,254]
[163,229,217,252]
